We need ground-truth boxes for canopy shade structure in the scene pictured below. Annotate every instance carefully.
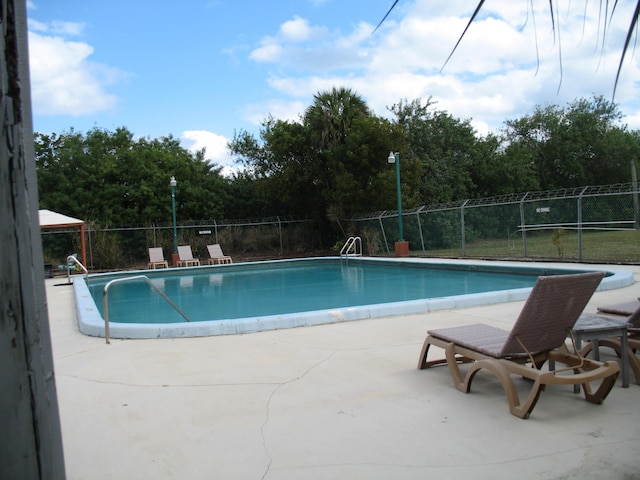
[39,209,87,267]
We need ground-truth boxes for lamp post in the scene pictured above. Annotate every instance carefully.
[388,151,408,256]
[170,176,178,259]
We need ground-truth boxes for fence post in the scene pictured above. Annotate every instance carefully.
[577,186,588,261]
[416,207,425,251]
[519,193,528,257]
[460,200,468,256]
[88,222,94,268]
[632,161,639,229]
[378,213,390,254]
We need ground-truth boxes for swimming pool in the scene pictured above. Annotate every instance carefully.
[73,257,633,339]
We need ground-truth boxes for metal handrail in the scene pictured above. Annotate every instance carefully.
[66,255,89,284]
[102,275,192,344]
[340,236,362,264]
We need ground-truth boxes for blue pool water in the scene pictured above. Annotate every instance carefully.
[89,260,544,324]
[74,257,629,339]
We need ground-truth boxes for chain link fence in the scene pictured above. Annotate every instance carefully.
[41,183,640,270]
[41,216,319,270]
[349,183,640,263]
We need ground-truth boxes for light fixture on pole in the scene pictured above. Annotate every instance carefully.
[388,151,404,241]
[170,176,178,255]
[388,151,409,256]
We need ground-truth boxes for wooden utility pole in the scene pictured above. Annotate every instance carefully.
[0,0,66,477]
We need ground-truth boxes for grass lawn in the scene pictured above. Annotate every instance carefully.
[416,229,640,263]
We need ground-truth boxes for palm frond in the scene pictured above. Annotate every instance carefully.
[613,0,640,98]
[372,0,640,96]
[441,1,485,71]
[372,0,401,34]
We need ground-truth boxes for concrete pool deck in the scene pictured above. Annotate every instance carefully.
[47,260,640,479]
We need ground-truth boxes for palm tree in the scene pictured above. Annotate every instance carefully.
[304,87,370,149]
[374,1,640,97]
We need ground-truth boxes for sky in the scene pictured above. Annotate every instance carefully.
[27,0,640,175]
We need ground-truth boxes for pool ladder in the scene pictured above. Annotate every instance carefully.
[340,236,362,264]
[65,254,89,284]
[102,275,192,344]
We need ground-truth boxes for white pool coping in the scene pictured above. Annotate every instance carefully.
[72,257,635,339]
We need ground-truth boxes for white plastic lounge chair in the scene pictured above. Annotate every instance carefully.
[177,245,200,267]
[417,271,619,419]
[207,244,233,265]
[148,247,168,269]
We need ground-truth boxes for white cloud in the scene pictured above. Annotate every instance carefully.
[242,98,307,126]
[250,16,323,63]
[249,15,365,71]
[246,0,640,134]
[28,29,123,116]
[181,130,236,176]
[249,43,283,62]
[48,20,86,36]
[622,112,640,131]
[280,16,325,42]
[29,18,87,37]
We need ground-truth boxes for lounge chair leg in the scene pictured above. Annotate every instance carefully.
[418,337,465,369]
[444,343,468,392]
[465,359,541,419]
[511,379,544,419]
[591,338,640,385]
[419,336,474,370]
[417,338,431,370]
[580,365,619,404]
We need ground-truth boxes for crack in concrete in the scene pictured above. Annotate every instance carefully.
[260,439,640,476]
[258,350,336,480]
[56,373,282,388]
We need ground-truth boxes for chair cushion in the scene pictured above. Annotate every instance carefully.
[428,324,512,358]
[597,300,640,317]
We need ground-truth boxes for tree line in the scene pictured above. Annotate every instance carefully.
[35,88,640,248]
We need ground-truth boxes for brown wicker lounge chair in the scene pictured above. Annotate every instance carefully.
[582,304,640,385]
[177,245,200,267]
[207,244,233,265]
[597,298,640,317]
[148,247,168,269]
[417,271,620,419]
